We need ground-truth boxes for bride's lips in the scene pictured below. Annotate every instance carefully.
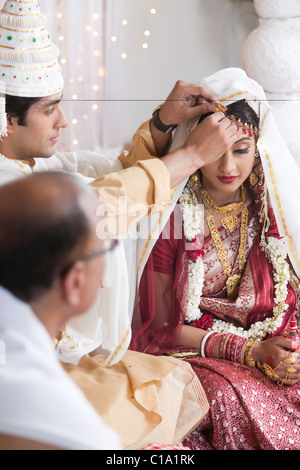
[217,176,238,184]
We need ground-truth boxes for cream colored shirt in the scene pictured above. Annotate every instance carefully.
[118,119,159,169]
[0,145,170,235]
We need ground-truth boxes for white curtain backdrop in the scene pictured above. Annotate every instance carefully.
[41,0,123,154]
[0,0,258,153]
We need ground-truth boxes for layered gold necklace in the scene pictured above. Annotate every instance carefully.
[200,185,249,300]
[201,185,246,233]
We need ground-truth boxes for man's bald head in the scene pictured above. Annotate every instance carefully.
[0,172,99,302]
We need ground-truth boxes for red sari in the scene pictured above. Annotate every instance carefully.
[131,203,300,450]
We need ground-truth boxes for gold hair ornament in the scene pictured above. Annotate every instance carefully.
[215,103,259,139]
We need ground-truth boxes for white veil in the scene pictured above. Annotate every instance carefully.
[168,68,300,279]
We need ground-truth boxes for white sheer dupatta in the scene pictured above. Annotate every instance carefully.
[168,68,300,279]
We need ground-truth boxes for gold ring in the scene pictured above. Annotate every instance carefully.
[284,354,296,365]
[286,367,297,374]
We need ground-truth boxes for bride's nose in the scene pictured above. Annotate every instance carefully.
[218,152,236,175]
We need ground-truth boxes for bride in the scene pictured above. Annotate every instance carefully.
[128,68,300,450]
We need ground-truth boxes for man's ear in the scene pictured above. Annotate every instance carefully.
[61,261,87,307]
[6,115,17,134]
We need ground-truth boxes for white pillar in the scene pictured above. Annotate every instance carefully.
[242,0,300,165]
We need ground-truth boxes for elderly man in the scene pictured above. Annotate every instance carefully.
[0,172,122,450]
[0,172,209,450]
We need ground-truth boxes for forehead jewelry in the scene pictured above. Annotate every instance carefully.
[215,102,227,113]
[215,103,259,139]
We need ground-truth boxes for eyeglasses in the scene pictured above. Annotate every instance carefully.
[60,238,119,276]
[79,238,119,262]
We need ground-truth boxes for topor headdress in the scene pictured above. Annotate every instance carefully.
[0,0,64,137]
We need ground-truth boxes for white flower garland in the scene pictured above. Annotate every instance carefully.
[179,186,204,322]
[180,186,290,341]
[185,257,204,323]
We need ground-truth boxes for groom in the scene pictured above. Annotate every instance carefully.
[0,0,239,235]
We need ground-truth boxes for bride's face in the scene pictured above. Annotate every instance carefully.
[201,134,256,197]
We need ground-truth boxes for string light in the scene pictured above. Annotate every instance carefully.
[55,0,159,149]
[111,1,158,59]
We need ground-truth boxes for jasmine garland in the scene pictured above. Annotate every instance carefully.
[179,182,290,340]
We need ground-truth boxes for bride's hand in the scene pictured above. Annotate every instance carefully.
[253,336,300,386]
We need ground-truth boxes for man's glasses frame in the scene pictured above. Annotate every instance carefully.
[60,238,119,276]
[80,238,119,262]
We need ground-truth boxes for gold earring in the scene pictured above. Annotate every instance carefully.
[250,171,258,187]
[250,150,260,187]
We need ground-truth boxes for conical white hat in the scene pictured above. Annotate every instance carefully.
[0,0,64,137]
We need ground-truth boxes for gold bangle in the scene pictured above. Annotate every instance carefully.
[243,339,257,368]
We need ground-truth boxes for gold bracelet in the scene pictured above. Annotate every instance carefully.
[243,339,257,368]
[257,362,283,386]
[257,353,297,386]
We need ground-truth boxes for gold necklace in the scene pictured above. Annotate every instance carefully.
[189,174,249,300]
[200,185,246,233]
[202,193,249,301]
